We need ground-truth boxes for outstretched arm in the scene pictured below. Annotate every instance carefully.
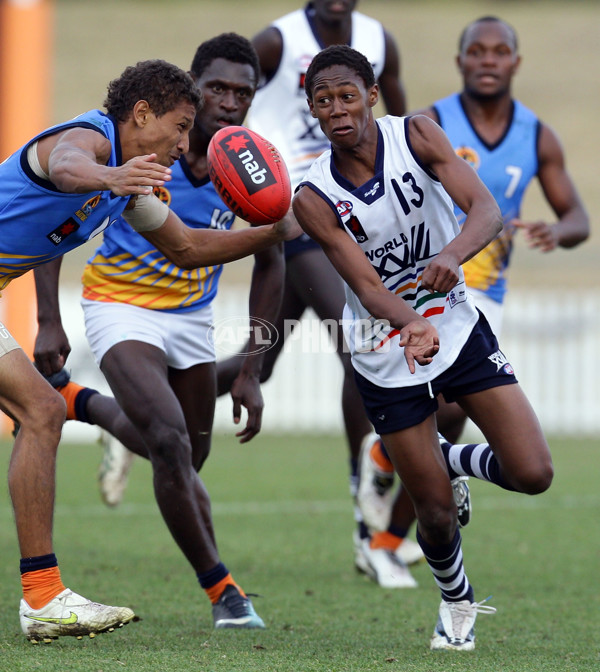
[512,123,589,252]
[140,206,297,270]
[292,186,439,374]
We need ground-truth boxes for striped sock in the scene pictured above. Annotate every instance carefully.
[438,436,515,491]
[417,528,473,603]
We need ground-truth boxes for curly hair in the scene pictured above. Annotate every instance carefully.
[104,60,202,122]
[305,45,375,98]
[190,32,260,85]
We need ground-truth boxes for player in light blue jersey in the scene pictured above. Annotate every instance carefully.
[33,34,284,632]
[422,16,588,441]
[5,56,293,642]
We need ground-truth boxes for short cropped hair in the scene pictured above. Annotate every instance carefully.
[305,45,375,98]
[458,16,519,53]
[190,32,260,85]
[104,60,202,122]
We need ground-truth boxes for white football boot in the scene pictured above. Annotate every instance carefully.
[20,588,135,642]
[430,598,496,651]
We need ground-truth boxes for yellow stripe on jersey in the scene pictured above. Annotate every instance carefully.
[81,252,220,312]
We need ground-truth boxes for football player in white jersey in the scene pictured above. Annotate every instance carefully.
[359,17,589,546]
[293,44,553,651]
[216,0,424,589]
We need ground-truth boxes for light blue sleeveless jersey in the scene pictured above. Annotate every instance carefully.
[434,93,540,303]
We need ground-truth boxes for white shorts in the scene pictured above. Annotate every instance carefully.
[81,298,215,369]
[467,288,503,337]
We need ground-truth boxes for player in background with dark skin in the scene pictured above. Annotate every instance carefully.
[359,17,589,534]
[26,45,295,637]
[294,44,553,651]
[215,0,424,588]
[425,15,589,442]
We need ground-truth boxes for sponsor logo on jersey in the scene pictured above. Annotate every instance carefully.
[47,218,80,246]
[363,181,381,199]
[75,194,101,221]
[152,185,172,206]
[455,146,480,170]
[447,282,467,308]
[364,223,433,282]
[336,200,353,217]
[346,215,369,243]
[221,132,277,195]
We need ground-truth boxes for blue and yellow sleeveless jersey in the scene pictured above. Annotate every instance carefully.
[0,110,130,290]
[82,155,236,313]
[434,93,540,304]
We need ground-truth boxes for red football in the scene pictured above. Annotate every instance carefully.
[207,126,291,225]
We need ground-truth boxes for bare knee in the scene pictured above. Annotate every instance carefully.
[145,425,192,475]
[415,500,457,546]
[20,388,66,439]
[513,458,554,495]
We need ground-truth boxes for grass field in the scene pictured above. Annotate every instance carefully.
[0,434,598,671]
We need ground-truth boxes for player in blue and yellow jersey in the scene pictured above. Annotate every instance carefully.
[2,57,294,642]
[33,34,284,632]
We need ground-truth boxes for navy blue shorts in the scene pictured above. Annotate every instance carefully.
[354,312,518,434]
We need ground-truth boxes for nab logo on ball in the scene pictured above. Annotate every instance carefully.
[220,131,277,196]
[207,125,291,226]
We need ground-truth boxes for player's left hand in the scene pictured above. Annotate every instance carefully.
[512,218,558,252]
[230,372,264,443]
[399,320,440,374]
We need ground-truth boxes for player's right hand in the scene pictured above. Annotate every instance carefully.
[399,320,440,374]
[107,154,172,196]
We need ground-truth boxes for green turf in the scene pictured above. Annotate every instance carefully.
[0,434,598,671]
